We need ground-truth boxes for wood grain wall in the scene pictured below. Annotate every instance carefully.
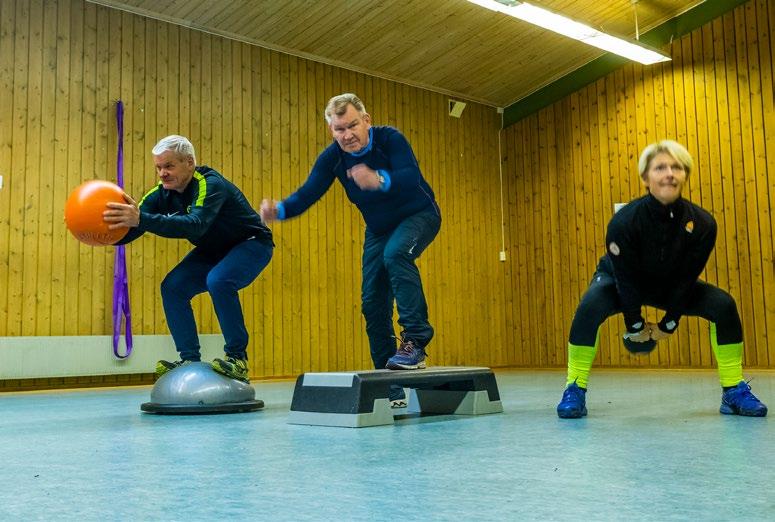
[501,0,775,370]
[0,0,507,378]
[2,0,773,380]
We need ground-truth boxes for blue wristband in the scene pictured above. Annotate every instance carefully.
[378,170,391,192]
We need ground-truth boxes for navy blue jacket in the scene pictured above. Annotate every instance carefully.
[117,166,272,254]
[280,126,438,235]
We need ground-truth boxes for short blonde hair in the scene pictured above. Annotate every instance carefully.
[152,135,197,165]
[638,140,693,179]
[324,93,366,124]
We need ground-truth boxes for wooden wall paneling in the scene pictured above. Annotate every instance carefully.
[504,123,519,365]
[435,91,453,365]
[501,1,775,370]
[757,0,775,367]
[723,9,757,366]
[439,93,455,364]
[6,0,772,376]
[301,57,319,374]
[481,106,500,366]
[310,59,327,373]
[519,118,533,367]
[521,115,537,367]
[244,42,259,370]
[101,7,118,336]
[297,54,316,371]
[489,107,506,368]
[268,48,283,374]
[0,0,14,336]
[504,126,520,367]
[139,17,156,336]
[547,110,564,366]
[50,0,70,336]
[740,1,771,368]
[712,16,745,365]
[281,51,295,372]
[36,0,56,336]
[701,21,730,367]
[259,46,274,375]
[533,112,546,366]
[77,1,96,336]
[21,0,41,337]
[62,0,82,337]
[511,117,527,366]
[460,96,477,365]
[126,10,143,344]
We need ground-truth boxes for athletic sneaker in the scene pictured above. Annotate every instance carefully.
[557,381,587,419]
[386,338,427,370]
[720,381,768,417]
[155,359,186,377]
[211,356,249,383]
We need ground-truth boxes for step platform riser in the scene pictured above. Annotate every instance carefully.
[288,366,503,427]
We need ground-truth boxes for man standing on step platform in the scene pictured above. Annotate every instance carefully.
[261,93,441,392]
[556,139,767,419]
[104,135,274,383]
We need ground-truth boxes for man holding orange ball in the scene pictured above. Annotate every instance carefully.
[103,135,273,382]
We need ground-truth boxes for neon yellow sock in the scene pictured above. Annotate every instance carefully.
[566,336,598,388]
[710,322,744,387]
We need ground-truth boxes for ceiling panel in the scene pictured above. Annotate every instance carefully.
[90,0,704,107]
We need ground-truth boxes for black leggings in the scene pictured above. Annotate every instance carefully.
[568,272,743,346]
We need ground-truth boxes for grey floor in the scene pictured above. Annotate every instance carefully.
[1,369,773,521]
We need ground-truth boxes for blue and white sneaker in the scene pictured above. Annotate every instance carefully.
[557,381,587,419]
[720,381,767,417]
[386,338,427,370]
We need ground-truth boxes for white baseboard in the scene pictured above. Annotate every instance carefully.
[0,335,226,380]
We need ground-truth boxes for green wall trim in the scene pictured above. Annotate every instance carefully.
[502,0,751,128]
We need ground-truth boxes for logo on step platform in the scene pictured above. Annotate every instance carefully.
[609,242,620,256]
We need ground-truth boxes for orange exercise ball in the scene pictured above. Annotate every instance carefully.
[64,180,129,246]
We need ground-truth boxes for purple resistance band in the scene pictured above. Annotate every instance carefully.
[113,100,133,358]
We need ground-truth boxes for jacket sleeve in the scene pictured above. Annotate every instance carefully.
[606,215,645,332]
[137,174,226,240]
[378,130,422,193]
[113,185,159,245]
[658,216,717,332]
[280,148,337,219]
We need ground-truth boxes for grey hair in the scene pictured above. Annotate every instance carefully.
[152,135,197,165]
[638,140,693,179]
[324,93,366,124]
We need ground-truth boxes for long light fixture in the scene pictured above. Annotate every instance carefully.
[466,0,671,65]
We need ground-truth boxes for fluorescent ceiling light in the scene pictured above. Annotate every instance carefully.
[466,0,671,65]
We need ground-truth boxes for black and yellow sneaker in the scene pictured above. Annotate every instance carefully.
[155,359,185,378]
[211,356,249,383]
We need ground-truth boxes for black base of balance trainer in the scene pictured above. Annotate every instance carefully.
[288,366,503,427]
[140,361,264,415]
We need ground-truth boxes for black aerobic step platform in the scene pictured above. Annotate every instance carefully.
[288,366,503,427]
